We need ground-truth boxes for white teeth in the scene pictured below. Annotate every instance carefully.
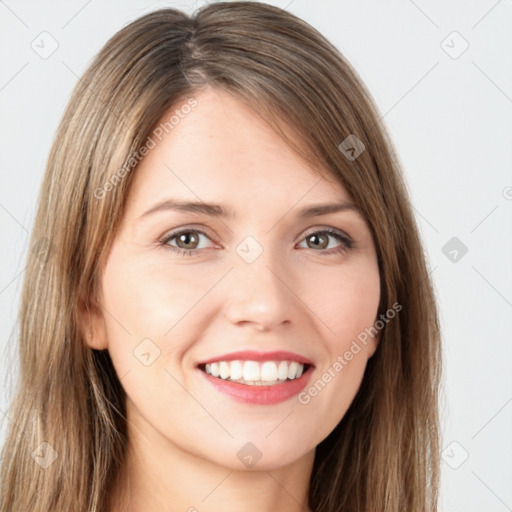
[210,362,220,378]
[277,361,289,380]
[230,360,243,380]
[243,361,260,381]
[219,361,230,379]
[201,359,307,385]
[261,361,278,382]
[288,362,298,379]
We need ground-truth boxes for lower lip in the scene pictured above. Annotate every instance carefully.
[198,366,314,405]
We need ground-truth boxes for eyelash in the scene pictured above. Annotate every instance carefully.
[158,227,354,257]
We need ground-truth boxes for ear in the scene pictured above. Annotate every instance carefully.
[366,331,381,359]
[77,295,109,350]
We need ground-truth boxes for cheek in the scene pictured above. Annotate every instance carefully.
[319,258,381,350]
[99,250,224,394]
[298,258,379,435]
[102,249,214,342]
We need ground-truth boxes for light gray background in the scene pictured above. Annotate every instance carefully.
[1,1,511,510]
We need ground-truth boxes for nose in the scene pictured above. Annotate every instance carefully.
[222,253,297,332]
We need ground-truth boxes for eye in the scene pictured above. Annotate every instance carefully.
[298,228,353,255]
[159,229,214,256]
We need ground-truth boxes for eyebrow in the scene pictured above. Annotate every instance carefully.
[137,198,363,221]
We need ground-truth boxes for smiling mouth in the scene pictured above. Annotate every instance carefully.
[197,360,313,386]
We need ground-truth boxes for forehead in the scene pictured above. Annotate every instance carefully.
[124,87,352,218]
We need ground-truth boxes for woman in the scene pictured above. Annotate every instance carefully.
[0,2,442,511]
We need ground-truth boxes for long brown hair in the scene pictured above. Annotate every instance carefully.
[0,3,442,511]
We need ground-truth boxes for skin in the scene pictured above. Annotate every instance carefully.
[84,87,381,512]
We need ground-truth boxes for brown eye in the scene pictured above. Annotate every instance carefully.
[175,231,200,250]
[299,228,353,255]
[160,229,213,256]
[305,232,329,250]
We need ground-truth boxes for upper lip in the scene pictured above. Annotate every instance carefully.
[197,350,314,367]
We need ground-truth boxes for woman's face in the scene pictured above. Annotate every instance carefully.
[88,87,381,470]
